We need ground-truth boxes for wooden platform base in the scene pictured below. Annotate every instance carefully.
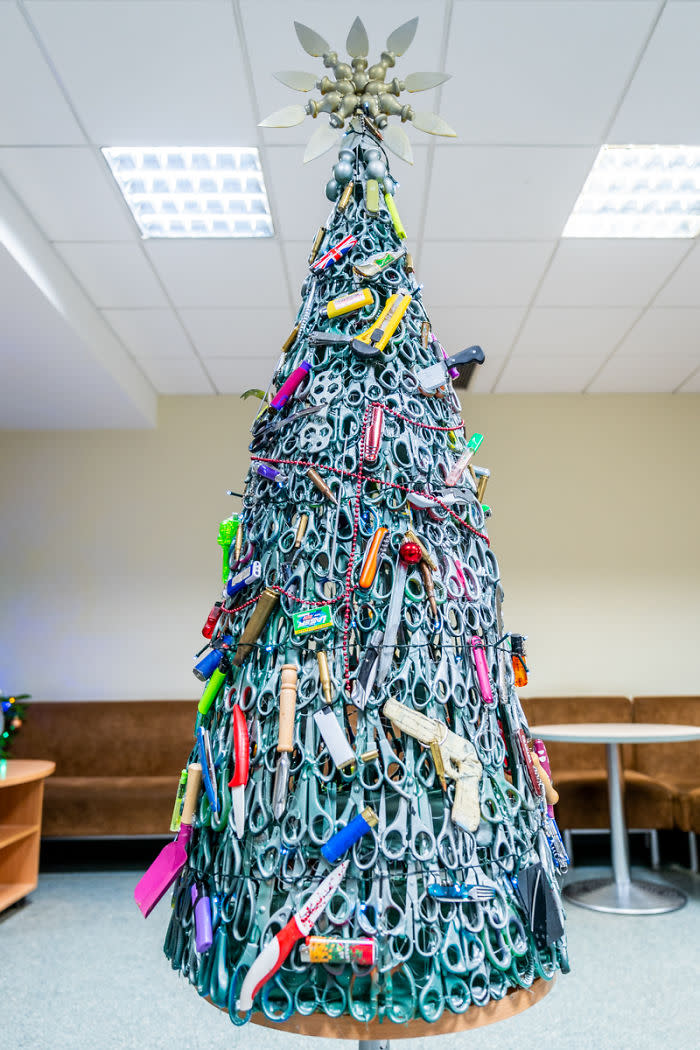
[209,976,554,1041]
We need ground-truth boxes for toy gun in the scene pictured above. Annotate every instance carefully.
[383,696,483,831]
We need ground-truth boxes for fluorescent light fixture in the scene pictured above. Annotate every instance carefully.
[563,145,700,238]
[102,147,274,238]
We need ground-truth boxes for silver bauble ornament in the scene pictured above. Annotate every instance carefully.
[365,158,387,180]
[325,178,341,201]
[382,175,396,196]
[332,160,354,184]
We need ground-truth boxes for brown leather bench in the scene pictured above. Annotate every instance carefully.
[11,701,196,836]
[11,697,700,870]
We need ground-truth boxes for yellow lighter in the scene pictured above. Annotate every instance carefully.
[326,287,373,319]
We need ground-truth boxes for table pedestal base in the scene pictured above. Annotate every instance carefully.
[563,876,686,915]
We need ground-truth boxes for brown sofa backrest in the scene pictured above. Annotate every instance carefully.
[11,701,196,777]
[519,696,634,772]
[632,696,700,782]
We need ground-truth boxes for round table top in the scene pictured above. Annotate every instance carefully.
[529,722,700,745]
[0,758,56,786]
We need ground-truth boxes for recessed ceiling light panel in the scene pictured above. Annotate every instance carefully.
[563,145,700,238]
[102,147,274,239]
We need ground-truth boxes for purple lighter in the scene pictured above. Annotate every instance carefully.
[191,883,213,953]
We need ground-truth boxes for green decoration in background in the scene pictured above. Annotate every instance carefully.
[0,693,30,760]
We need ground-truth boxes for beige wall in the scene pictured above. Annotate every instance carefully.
[1,394,698,701]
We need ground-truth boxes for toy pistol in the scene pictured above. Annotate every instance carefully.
[383,696,483,831]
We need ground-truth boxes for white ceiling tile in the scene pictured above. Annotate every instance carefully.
[0,243,153,428]
[242,1,447,146]
[615,307,700,356]
[0,5,84,145]
[206,355,279,394]
[536,240,688,307]
[0,147,134,241]
[146,240,289,309]
[429,306,525,359]
[263,147,332,242]
[26,1,256,143]
[283,242,313,306]
[587,350,699,392]
[654,243,700,306]
[137,355,214,395]
[513,307,640,358]
[102,309,193,358]
[419,242,554,306]
[425,146,596,240]
[264,145,428,242]
[180,308,292,358]
[611,2,700,141]
[495,353,604,393]
[677,368,700,393]
[55,242,168,308]
[443,1,660,144]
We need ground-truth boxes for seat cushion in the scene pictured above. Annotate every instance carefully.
[553,770,610,830]
[42,776,179,836]
[624,771,676,830]
[551,770,676,831]
[675,786,700,833]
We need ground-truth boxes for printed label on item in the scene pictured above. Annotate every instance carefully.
[293,605,333,635]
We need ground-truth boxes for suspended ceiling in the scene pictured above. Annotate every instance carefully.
[2,0,700,428]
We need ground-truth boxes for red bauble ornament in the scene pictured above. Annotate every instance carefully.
[399,540,422,565]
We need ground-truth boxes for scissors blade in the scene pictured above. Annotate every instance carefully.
[375,558,407,687]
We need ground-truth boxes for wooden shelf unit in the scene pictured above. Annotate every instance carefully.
[0,760,55,914]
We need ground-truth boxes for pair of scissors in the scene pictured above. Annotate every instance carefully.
[481,772,523,824]
[294,970,348,1017]
[356,859,405,939]
[402,867,440,963]
[440,914,485,975]
[220,874,257,943]
[364,706,411,798]
[226,879,275,1025]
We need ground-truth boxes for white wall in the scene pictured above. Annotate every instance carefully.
[1,394,698,701]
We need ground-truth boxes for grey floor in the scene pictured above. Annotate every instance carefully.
[1,864,699,1050]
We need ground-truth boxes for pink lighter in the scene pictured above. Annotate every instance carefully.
[470,637,494,704]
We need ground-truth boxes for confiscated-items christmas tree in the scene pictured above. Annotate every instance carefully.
[135,15,570,1030]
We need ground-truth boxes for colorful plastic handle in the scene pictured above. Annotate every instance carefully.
[229,705,250,789]
[321,807,377,863]
[198,666,226,716]
[359,527,389,589]
[470,637,494,704]
[238,916,303,1010]
[191,884,213,953]
[363,406,384,465]
[270,361,311,410]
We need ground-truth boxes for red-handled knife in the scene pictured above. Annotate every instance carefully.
[228,705,249,838]
[237,861,349,1011]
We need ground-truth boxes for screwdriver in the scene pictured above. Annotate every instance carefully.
[272,663,298,819]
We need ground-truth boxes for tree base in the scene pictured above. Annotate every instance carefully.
[208,976,554,1040]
